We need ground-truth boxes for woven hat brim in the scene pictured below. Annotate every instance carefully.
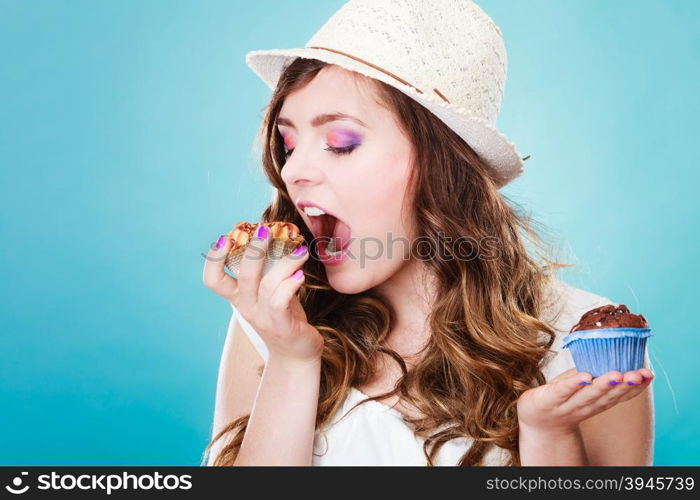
[246,47,524,188]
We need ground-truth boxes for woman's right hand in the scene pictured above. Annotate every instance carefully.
[203,224,324,364]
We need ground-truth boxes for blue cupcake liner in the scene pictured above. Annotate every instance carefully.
[562,328,652,378]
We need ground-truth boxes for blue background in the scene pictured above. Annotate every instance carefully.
[1,0,697,465]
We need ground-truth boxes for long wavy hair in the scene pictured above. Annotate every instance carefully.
[203,58,571,466]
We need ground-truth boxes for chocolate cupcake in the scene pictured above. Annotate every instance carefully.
[562,304,652,377]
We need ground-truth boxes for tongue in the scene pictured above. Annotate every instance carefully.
[331,219,351,251]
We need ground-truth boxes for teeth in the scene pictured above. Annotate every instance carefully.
[304,206,326,216]
[326,238,345,256]
[326,242,343,255]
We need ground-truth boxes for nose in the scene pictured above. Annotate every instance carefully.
[280,143,324,187]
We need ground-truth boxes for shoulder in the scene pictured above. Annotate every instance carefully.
[541,277,616,335]
[539,277,616,381]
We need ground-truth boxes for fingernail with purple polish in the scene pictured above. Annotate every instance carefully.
[257,225,269,239]
[579,381,591,386]
[293,245,308,256]
[215,235,226,249]
[627,381,638,386]
[609,380,620,386]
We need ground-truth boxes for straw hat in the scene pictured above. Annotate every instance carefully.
[245,0,528,188]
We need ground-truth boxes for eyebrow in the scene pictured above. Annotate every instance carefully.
[276,112,367,129]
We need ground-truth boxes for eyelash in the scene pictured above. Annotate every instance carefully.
[283,145,358,158]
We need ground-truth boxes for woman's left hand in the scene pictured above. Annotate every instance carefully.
[516,367,654,435]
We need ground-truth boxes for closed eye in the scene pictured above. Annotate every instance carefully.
[283,144,358,159]
[324,145,357,156]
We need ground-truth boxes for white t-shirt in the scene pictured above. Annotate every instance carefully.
[228,278,653,466]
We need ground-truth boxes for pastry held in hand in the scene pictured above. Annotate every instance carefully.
[224,221,305,279]
[562,304,652,377]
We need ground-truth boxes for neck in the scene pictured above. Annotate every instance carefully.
[373,259,437,359]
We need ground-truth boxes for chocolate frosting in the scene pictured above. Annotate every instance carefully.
[569,304,649,333]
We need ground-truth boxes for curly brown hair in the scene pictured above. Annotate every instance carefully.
[203,57,571,466]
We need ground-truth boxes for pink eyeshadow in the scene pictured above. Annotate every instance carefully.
[327,129,362,147]
[281,132,295,149]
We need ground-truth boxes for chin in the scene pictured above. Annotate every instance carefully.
[325,267,373,295]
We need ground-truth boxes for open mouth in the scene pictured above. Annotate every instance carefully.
[312,213,352,256]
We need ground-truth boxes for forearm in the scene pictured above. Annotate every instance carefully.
[211,326,246,436]
[207,317,263,466]
[234,354,321,466]
[519,423,588,466]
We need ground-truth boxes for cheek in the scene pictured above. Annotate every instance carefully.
[374,150,411,204]
[346,152,413,237]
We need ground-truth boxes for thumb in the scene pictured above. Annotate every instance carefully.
[546,367,594,405]
[547,367,579,384]
[203,234,238,301]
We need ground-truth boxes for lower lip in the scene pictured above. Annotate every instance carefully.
[318,240,350,266]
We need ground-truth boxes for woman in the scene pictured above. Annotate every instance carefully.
[202,0,654,466]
